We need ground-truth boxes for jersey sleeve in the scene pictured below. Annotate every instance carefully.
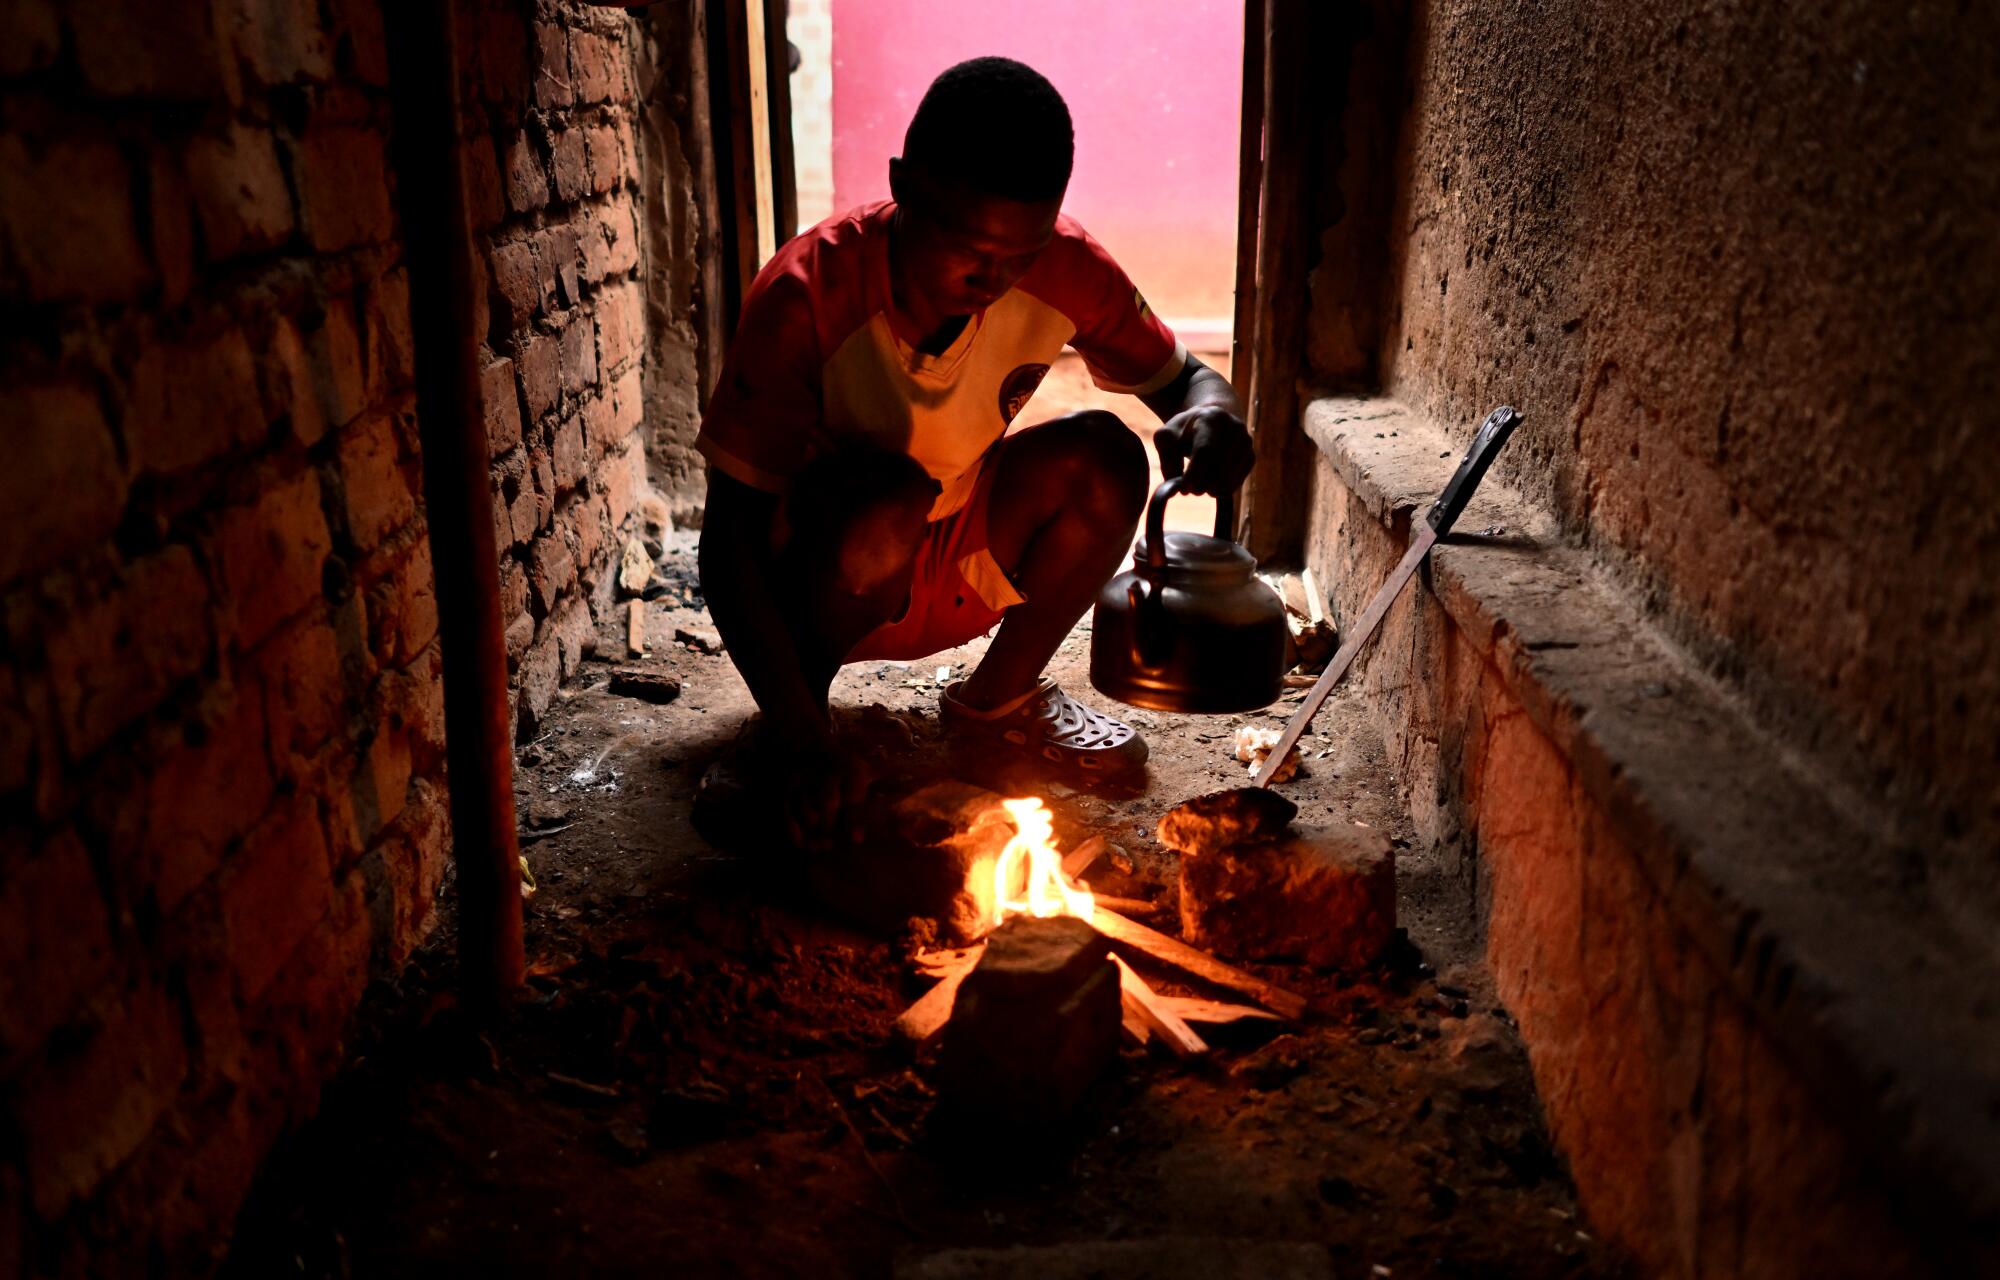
[1048,222,1188,396]
[695,271,826,493]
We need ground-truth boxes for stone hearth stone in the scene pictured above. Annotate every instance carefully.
[1155,786,1299,857]
[804,778,1014,945]
[1178,823,1395,970]
[895,1237,1336,1279]
[931,915,1121,1154]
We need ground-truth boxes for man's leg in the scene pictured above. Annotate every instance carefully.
[954,409,1149,710]
[775,447,942,710]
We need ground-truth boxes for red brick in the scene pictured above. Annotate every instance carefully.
[549,127,590,204]
[552,413,587,491]
[325,0,388,85]
[366,711,412,832]
[604,195,641,274]
[570,492,607,591]
[259,317,326,445]
[488,237,541,332]
[518,330,561,420]
[586,123,622,195]
[570,30,624,103]
[259,867,370,1089]
[0,829,116,1061]
[596,277,645,374]
[581,389,618,455]
[603,434,647,534]
[366,269,415,399]
[548,596,592,679]
[0,133,155,303]
[0,666,35,801]
[528,532,574,615]
[293,123,394,251]
[365,536,438,670]
[394,643,445,774]
[221,796,333,1001]
[227,0,333,86]
[148,148,197,306]
[611,364,645,434]
[514,634,560,739]
[258,614,346,777]
[0,0,59,76]
[306,294,369,432]
[337,410,417,550]
[73,0,233,98]
[215,470,333,646]
[482,355,522,455]
[559,313,598,395]
[17,979,188,1217]
[0,383,127,587]
[473,4,531,107]
[46,546,211,760]
[137,688,276,912]
[501,554,530,621]
[532,22,572,108]
[541,224,582,308]
[460,132,504,230]
[185,124,294,261]
[502,131,549,213]
[578,217,615,284]
[127,326,267,474]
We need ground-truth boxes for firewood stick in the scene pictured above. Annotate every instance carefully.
[1122,1003,1152,1047]
[1113,955,1207,1057]
[1087,907,1309,1020]
[893,946,983,1043]
[1157,996,1283,1026]
[1060,834,1108,879]
[1088,894,1161,916]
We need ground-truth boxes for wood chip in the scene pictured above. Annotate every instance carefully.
[1156,996,1284,1027]
[893,945,984,1044]
[1088,907,1309,1020]
[1113,955,1207,1057]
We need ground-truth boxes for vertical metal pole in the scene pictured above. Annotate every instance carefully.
[385,0,525,1006]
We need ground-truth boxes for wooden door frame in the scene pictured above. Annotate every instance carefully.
[706,0,799,343]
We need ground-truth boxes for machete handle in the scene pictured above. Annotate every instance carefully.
[1427,405,1522,535]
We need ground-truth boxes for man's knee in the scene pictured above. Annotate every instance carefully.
[1041,410,1148,519]
[787,448,940,595]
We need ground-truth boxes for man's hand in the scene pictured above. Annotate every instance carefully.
[1154,404,1255,496]
[779,743,873,853]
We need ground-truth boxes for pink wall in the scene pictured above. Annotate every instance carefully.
[828,0,1242,338]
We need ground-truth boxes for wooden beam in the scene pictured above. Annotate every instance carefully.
[1088,907,1308,1020]
[1227,0,1266,419]
[762,0,798,245]
[1114,956,1208,1057]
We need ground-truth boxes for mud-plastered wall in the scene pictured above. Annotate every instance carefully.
[1351,0,1999,858]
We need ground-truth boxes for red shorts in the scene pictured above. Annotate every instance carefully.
[847,453,1025,662]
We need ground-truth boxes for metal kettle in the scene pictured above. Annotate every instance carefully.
[1089,477,1287,714]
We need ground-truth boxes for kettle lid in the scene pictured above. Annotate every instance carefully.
[1133,529,1258,583]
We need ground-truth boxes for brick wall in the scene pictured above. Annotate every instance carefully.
[0,0,677,1270]
[468,0,655,740]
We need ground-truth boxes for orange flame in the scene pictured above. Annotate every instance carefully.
[993,797,1095,925]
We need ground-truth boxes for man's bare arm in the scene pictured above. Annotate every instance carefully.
[1140,353,1255,495]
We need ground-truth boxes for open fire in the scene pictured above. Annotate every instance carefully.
[993,797,1094,924]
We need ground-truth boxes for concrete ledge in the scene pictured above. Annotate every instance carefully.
[1301,396,1998,1276]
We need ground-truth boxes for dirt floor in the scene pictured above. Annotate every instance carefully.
[223,537,1630,1278]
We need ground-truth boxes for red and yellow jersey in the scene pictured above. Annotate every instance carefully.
[696,201,1186,521]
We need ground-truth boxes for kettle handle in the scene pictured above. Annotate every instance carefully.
[1143,477,1242,569]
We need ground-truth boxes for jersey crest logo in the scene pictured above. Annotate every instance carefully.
[998,362,1050,424]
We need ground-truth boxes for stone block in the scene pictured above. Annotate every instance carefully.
[549,127,590,204]
[481,355,522,455]
[518,330,561,421]
[221,795,333,1001]
[338,410,416,551]
[1178,822,1396,971]
[932,916,1121,1155]
[1155,786,1298,857]
[127,325,267,474]
[17,978,188,1217]
[0,382,127,587]
[213,470,333,646]
[502,130,549,213]
[803,779,1016,945]
[293,122,393,251]
[45,545,211,760]
[0,829,117,1060]
[185,124,295,260]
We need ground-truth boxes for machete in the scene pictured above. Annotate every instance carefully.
[1253,405,1522,787]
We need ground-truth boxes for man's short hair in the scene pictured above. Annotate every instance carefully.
[902,57,1074,202]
